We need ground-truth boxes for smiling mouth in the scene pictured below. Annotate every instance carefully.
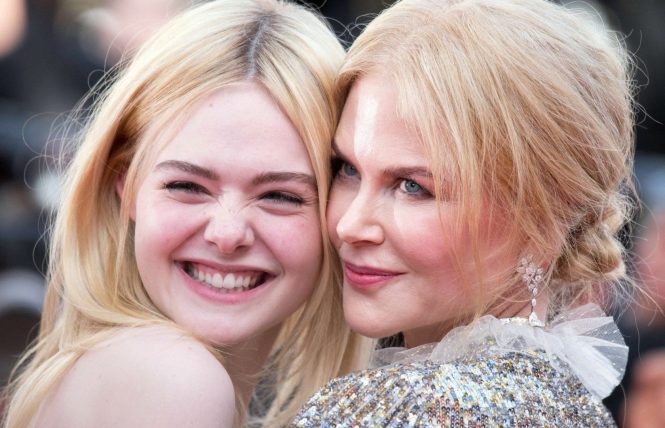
[182,262,270,293]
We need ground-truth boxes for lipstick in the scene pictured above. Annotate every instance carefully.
[343,262,402,289]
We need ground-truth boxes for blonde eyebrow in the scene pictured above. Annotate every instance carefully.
[382,166,433,179]
[155,160,218,180]
[252,171,316,188]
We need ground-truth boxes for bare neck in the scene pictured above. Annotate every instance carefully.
[403,291,552,349]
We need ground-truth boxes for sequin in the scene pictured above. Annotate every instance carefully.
[291,348,616,427]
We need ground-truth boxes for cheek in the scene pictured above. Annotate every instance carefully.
[392,206,457,271]
[265,214,323,276]
[134,214,180,254]
[133,192,204,270]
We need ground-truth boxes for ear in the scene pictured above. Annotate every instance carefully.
[115,172,136,220]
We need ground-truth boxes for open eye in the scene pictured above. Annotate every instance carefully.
[342,162,358,177]
[332,158,359,180]
[400,180,421,194]
[398,179,432,198]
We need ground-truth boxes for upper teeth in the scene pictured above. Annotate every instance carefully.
[190,264,260,290]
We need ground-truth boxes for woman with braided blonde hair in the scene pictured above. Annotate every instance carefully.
[292,0,637,426]
[2,1,371,427]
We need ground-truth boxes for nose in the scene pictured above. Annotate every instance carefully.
[334,188,384,246]
[203,202,255,255]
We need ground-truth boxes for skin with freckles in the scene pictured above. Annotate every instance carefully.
[329,73,523,347]
[129,81,322,349]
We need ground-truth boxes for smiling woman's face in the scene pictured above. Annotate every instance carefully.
[127,82,322,347]
[328,74,510,346]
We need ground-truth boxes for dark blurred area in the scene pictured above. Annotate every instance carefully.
[0,0,195,413]
[0,0,663,425]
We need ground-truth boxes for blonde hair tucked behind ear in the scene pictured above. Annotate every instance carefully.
[3,1,371,427]
[338,0,636,317]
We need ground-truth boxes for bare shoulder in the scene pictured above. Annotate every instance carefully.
[34,326,234,428]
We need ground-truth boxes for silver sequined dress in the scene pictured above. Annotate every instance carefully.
[292,305,626,427]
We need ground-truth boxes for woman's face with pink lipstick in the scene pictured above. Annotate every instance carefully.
[329,74,497,347]
[127,82,322,346]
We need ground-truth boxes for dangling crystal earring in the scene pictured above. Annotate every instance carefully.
[516,255,545,327]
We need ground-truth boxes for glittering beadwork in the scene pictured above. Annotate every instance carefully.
[291,347,617,427]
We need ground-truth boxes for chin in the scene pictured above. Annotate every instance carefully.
[345,314,399,339]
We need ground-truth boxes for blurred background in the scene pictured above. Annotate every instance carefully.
[0,0,663,425]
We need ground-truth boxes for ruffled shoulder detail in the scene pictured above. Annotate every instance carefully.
[371,304,627,399]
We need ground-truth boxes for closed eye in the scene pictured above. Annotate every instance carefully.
[164,181,209,194]
[261,191,304,205]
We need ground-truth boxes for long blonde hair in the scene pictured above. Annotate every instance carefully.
[3,1,370,426]
[338,0,636,319]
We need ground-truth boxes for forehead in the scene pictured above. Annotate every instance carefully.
[336,73,429,164]
[338,74,403,136]
[151,82,313,172]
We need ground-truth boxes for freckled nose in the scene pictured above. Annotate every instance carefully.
[203,206,255,254]
[335,191,384,245]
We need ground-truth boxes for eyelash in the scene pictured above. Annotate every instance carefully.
[261,191,304,206]
[164,181,208,194]
[331,157,432,199]
[164,181,306,207]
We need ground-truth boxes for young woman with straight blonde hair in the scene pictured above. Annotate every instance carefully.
[292,0,636,425]
[2,1,370,427]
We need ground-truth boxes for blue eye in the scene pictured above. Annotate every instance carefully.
[341,162,358,177]
[331,156,359,181]
[398,179,432,198]
[401,180,421,193]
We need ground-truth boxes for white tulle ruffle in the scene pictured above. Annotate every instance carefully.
[370,304,627,399]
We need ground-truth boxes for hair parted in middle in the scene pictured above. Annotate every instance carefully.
[3,1,372,427]
[336,0,636,320]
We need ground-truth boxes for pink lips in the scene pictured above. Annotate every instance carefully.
[343,262,402,289]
